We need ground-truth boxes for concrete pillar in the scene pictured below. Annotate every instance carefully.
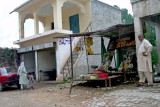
[33,12,39,35]
[35,51,39,82]
[133,17,143,52]
[18,13,24,39]
[52,0,63,29]
[155,24,160,70]
[55,41,63,82]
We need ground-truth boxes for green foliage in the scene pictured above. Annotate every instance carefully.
[151,47,158,66]
[114,5,120,9]
[61,80,69,84]
[144,23,156,46]
[53,80,69,87]
[0,48,17,67]
[121,8,134,24]
[114,5,134,24]
[144,23,158,66]
[67,76,72,80]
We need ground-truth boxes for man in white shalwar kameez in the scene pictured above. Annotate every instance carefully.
[137,34,153,86]
[18,62,29,90]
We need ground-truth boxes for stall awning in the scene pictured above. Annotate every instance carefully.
[53,24,134,38]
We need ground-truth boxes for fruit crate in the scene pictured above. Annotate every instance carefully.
[98,73,108,78]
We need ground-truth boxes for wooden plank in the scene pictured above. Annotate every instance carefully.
[74,75,122,88]
[74,75,122,81]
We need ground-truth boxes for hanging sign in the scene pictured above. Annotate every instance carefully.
[107,32,135,50]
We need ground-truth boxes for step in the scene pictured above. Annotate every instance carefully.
[77,42,85,47]
[64,65,71,70]
[61,70,71,77]
[67,56,78,61]
[62,37,86,73]
[63,70,70,73]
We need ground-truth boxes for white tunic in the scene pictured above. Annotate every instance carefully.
[137,39,153,72]
[18,62,29,85]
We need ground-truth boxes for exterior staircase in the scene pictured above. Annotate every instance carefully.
[62,21,92,80]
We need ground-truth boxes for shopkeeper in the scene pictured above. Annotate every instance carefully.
[137,34,153,86]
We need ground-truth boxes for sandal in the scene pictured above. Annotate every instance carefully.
[144,84,153,87]
[136,82,144,87]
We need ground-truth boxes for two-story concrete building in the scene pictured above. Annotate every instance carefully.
[11,0,122,81]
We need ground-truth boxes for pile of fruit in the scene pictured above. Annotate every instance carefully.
[77,73,98,79]
[86,37,93,55]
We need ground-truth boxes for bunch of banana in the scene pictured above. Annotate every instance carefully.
[86,37,93,45]
[86,47,93,55]
[75,47,80,51]
[86,37,93,55]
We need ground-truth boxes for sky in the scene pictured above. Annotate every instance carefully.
[0,0,133,48]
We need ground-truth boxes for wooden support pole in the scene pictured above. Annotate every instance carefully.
[118,27,125,81]
[114,53,117,68]
[69,35,74,95]
[105,78,108,88]
[109,79,111,87]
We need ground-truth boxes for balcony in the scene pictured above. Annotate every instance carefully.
[14,29,72,48]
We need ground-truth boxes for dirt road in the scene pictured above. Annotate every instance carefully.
[1,82,160,107]
[0,82,105,107]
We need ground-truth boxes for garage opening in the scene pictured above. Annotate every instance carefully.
[38,48,57,81]
[23,52,35,76]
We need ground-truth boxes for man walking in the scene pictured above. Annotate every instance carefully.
[137,34,153,86]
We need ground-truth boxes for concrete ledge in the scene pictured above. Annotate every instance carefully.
[14,29,73,44]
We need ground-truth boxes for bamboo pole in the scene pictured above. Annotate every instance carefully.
[69,35,74,95]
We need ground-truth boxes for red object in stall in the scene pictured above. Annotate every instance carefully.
[98,73,108,78]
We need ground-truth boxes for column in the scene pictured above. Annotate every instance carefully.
[55,41,63,82]
[35,51,39,82]
[33,12,39,35]
[133,17,143,52]
[155,24,160,70]
[19,13,24,39]
[52,0,63,29]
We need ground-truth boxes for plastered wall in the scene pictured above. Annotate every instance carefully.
[74,0,122,75]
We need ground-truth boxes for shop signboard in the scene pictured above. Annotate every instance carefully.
[107,32,135,51]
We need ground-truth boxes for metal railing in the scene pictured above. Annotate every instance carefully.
[62,21,92,80]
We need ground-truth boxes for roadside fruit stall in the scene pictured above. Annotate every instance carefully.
[54,24,137,94]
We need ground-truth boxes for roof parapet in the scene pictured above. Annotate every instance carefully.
[10,0,32,14]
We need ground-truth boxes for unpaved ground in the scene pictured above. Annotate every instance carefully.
[1,82,160,107]
[82,84,160,107]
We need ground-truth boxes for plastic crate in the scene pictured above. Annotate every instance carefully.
[98,73,108,78]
